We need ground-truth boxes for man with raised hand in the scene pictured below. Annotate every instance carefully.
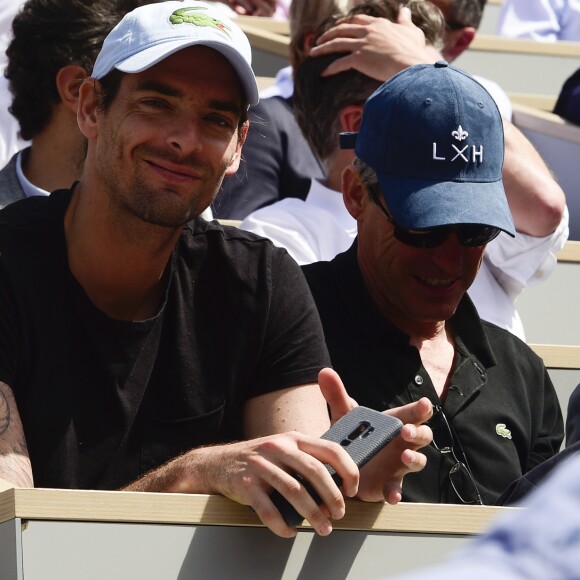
[303,62,563,504]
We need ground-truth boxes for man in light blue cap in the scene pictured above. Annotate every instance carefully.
[304,61,563,505]
[0,1,434,538]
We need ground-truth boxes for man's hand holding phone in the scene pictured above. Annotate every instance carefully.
[319,368,434,504]
[196,368,432,538]
[270,405,404,527]
[267,368,433,531]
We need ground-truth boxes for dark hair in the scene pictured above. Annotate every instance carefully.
[93,69,125,112]
[5,0,164,140]
[5,0,124,140]
[434,0,487,30]
[293,0,445,163]
[456,0,487,30]
[288,0,347,70]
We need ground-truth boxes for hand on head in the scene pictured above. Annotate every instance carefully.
[309,7,441,81]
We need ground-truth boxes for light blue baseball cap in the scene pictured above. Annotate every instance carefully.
[92,1,259,106]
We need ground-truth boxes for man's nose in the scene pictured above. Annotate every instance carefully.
[430,234,465,272]
[166,118,203,154]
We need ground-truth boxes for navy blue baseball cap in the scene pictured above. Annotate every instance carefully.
[341,61,515,236]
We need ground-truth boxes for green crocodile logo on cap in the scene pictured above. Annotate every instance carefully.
[169,7,232,38]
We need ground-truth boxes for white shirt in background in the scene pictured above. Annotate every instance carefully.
[497,0,580,41]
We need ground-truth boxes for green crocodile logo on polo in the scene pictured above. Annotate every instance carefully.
[169,7,232,38]
[496,423,512,439]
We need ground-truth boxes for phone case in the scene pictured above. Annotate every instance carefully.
[271,406,403,527]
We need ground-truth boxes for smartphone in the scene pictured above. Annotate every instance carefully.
[270,406,403,527]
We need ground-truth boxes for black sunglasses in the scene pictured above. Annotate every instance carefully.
[430,405,483,505]
[372,195,501,249]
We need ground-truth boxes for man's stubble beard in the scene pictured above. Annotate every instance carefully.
[101,144,227,229]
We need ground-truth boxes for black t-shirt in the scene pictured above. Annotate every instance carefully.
[0,189,330,490]
[303,242,564,505]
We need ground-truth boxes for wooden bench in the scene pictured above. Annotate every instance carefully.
[508,92,557,112]
[530,343,580,371]
[0,483,512,579]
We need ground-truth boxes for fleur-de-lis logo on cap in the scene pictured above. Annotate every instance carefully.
[452,125,469,141]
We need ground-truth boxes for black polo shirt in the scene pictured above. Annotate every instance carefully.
[303,241,563,504]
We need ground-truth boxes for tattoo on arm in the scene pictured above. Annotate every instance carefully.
[0,445,33,487]
[0,382,33,487]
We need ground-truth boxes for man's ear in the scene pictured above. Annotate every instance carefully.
[342,163,367,219]
[339,105,363,133]
[444,27,476,61]
[56,65,89,114]
[303,31,316,53]
[76,78,100,139]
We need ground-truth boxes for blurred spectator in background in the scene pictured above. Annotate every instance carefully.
[212,0,346,218]
[0,1,28,169]
[393,451,580,580]
[205,0,297,19]
[240,0,445,263]
[554,66,580,124]
[0,0,123,208]
[565,383,580,447]
[497,0,580,41]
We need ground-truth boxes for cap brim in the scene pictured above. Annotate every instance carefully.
[377,174,516,237]
[116,38,259,106]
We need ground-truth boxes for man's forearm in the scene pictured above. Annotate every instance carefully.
[502,120,566,236]
[122,445,220,494]
[0,451,34,488]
